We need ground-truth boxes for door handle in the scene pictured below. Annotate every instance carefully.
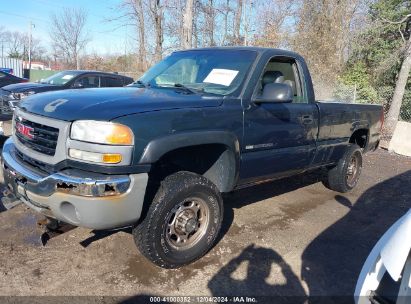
[301,115,314,124]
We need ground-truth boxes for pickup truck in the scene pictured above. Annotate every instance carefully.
[1,47,383,268]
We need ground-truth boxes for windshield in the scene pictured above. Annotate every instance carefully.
[137,50,257,96]
[40,71,80,85]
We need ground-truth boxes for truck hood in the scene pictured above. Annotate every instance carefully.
[19,87,223,121]
[2,82,63,93]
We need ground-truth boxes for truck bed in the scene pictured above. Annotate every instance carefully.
[316,101,382,151]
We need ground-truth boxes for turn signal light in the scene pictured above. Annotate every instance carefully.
[102,154,123,164]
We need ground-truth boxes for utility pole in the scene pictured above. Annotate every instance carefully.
[28,21,35,70]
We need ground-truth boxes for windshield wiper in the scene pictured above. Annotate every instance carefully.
[173,83,203,94]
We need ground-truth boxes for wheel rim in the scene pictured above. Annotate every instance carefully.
[165,197,210,250]
[346,153,360,188]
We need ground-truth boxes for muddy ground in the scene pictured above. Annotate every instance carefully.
[0,149,410,302]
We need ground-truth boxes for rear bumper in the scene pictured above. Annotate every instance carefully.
[2,138,148,230]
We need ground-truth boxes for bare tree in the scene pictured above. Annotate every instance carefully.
[253,0,294,48]
[3,30,44,62]
[0,27,9,57]
[50,8,90,69]
[149,0,164,62]
[220,0,231,45]
[383,14,411,134]
[118,0,148,70]
[133,0,147,69]
[161,0,184,51]
[7,31,26,59]
[182,0,195,49]
[233,0,242,43]
[204,0,215,46]
[292,0,363,99]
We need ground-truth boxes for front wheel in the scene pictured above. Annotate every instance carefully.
[133,171,223,268]
[323,144,363,193]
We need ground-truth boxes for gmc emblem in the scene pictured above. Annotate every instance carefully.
[16,122,34,140]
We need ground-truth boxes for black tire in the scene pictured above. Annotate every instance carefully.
[133,171,223,268]
[322,144,363,193]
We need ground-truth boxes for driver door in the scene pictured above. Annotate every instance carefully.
[240,57,318,184]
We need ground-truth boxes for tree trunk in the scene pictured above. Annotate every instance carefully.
[135,0,147,70]
[151,0,163,62]
[385,40,411,134]
[201,0,215,46]
[76,53,80,69]
[192,2,198,48]
[182,0,194,49]
[234,0,243,43]
[222,0,230,45]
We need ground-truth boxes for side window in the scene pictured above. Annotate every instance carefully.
[255,57,306,103]
[102,77,123,87]
[0,72,6,78]
[73,76,100,88]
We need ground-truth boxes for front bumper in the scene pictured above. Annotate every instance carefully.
[2,138,148,230]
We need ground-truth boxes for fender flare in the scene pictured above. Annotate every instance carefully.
[138,131,241,192]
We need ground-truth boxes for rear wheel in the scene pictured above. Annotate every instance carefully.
[133,171,223,268]
[323,144,363,193]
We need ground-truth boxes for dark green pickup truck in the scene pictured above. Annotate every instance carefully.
[2,47,383,268]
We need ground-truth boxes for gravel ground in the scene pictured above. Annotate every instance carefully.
[0,148,410,303]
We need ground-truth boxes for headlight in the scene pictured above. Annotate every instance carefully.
[70,120,134,145]
[11,91,35,100]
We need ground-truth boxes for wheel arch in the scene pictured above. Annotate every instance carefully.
[349,128,369,149]
[138,131,240,192]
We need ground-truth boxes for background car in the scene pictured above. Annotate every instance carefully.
[0,71,28,88]
[0,70,134,127]
[0,68,14,74]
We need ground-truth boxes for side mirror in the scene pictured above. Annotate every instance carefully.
[255,83,293,104]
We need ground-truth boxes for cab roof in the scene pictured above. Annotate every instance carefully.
[176,46,302,59]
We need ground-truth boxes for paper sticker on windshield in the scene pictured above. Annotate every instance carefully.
[203,69,239,86]
[62,75,74,80]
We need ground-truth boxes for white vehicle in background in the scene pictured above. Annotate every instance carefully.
[355,209,411,304]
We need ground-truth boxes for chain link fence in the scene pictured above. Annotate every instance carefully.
[333,83,358,103]
[322,82,411,123]
[399,91,411,122]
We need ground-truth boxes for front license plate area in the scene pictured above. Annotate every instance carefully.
[3,165,28,201]
[16,183,27,199]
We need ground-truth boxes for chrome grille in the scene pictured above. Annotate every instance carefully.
[14,116,59,156]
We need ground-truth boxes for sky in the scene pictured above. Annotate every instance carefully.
[0,0,131,55]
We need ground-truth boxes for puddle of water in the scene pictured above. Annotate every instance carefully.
[32,268,43,278]
[23,232,43,246]
[122,254,168,285]
[266,192,333,230]
[122,251,214,287]
[16,213,39,228]
[15,212,45,246]
[227,223,243,236]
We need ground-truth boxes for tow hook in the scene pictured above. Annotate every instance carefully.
[37,218,75,246]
